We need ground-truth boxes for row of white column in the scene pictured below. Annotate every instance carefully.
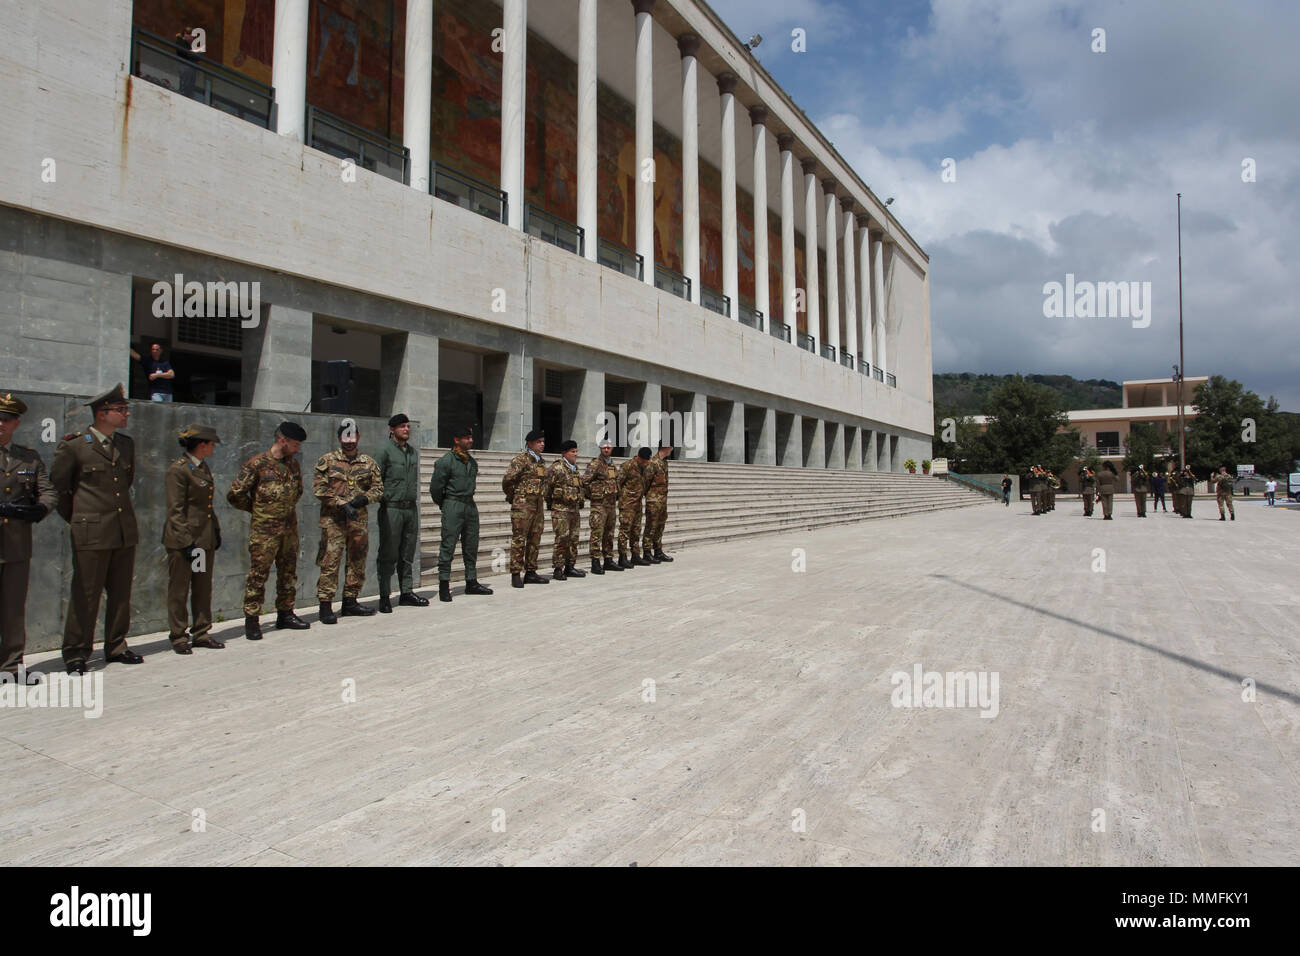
[271,0,889,374]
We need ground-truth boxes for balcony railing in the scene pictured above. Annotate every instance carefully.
[840,352,855,370]
[858,357,871,376]
[820,344,837,362]
[738,301,764,331]
[886,373,897,388]
[597,238,643,280]
[306,105,409,184]
[524,203,583,255]
[654,265,691,301]
[431,162,506,223]
[874,367,884,382]
[701,286,731,318]
[131,28,275,129]
[769,319,792,343]
[797,332,816,353]
[1090,445,1123,457]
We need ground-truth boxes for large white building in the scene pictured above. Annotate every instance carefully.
[2,0,933,468]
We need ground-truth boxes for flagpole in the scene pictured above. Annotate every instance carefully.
[1176,193,1185,471]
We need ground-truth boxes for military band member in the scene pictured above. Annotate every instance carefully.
[1096,461,1118,520]
[544,440,587,581]
[1131,465,1150,518]
[52,385,142,672]
[503,429,549,588]
[375,413,426,612]
[642,442,674,562]
[1079,466,1097,517]
[1177,466,1196,518]
[1214,466,1235,521]
[313,423,383,623]
[228,421,310,640]
[0,393,56,683]
[1167,468,1183,516]
[618,448,652,567]
[583,438,622,574]
[1026,466,1045,515]
[1045,469,1060,512]
[429,424,493,601]
[163,425,224,654]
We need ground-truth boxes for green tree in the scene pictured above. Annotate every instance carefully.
[1185,375,1290,475]
[1123,422,1163,472]
[932,404,988,472]
[981,376,1073,474]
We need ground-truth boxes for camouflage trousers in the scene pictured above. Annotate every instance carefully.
[509,496,544,573]
[1082,491,1095,516]
[316,514,368,601]
[588,499,617,560]
[1217,493,1234,518]
[244,517,299,615]
[551,507,580,569]
[642,494,667,552]
[617,498,643,553]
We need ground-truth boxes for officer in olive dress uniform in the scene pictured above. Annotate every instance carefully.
[428,424,493,602]
[502,429,550,588]
[162,424,224,654]
[1096,462,1118,519]
[582,438,622,575]
[0,392,56,682]
[544,440,586,581]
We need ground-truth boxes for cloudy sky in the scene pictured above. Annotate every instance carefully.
[709,0,1300,410]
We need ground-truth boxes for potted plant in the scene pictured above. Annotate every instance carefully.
[921,459,932,475]
[904,458,917,474]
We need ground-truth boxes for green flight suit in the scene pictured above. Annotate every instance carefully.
[429,448,480,581]
[375,436,420,595]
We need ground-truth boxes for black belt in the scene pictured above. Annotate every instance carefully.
[444,494,475,502]
[382,501,417,509]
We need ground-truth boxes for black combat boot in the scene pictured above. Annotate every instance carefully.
[378,594,392,614]
[341,597,376,617]
[523,570,550,584]
[399,591,429,606]
[644,547,662,563]
[653,549,673,562]
[552,566,567,581]
[318,601,338,625]
[633,551,652,566]
[591,560,604,575]
[564,565,586,578]
[245,616,263,641]
[605,557,625,572]
[618,552,633,569]
[512,573,524,588]
[277,610,310,630]
[465,580,494,595]
[439,580,453,602]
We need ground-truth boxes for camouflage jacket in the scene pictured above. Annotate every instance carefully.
[617,458,647,507]
[583,456,619,503]
[644,456,669,498]
[545,459,585,511]
[227,450,303,523]
[502,450,547,503]
[1213,473,1234,495]
[313,449,383,516]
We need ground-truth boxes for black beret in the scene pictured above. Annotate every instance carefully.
[560,440,578,452]
[637,447,652,460]
[278,421,307,441]
[525,429,545,443]
[388,414,410,427]
[452,423,475,439]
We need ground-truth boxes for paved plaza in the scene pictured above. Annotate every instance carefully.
[2,495,1297,866]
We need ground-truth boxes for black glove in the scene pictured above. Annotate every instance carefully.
[0,503,47,522]
[348,495,368,509]
[340,503,358,522]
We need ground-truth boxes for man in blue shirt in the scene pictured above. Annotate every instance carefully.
[142,343,175,402]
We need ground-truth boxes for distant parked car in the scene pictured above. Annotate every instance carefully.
[1289,472,1300,502]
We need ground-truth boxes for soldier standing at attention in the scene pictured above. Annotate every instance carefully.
[0,393,56,682]
[618,448,652,567]
[52,384,142,672]
[429,424,493,602]
[503,429,549,588]
[544,440,586,581]
[227,421,311,640]
[582,438,622,575]
[163,424,224,654]
[1096,462,1118,520]
[374,413,426,613]
[1131,465,1150,518]
[1214,466,1236,521]
[313,423,383,623]
[642,441,674,562]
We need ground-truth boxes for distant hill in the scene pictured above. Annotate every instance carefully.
[934,373,1122,415]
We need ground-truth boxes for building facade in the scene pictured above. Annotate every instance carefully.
[2,0,933,468]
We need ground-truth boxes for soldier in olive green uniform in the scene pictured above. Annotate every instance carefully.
[1214,466,1235,521]
[374,413,426,612]
[227,421,310,640]
[0,393,56,682]
[1177,466,1196,518]
[429,423,493,602]
[1026,466,1044,515]
[1167,468,1183,516]
[1045,470,1060,512]
[1131,465,1150,518]
[642,442,674,562]
[313,422,383,622]
[162,424,224,654]
[617,448,652,567]
[545,440,586,581]
[1079,466,1096,517]
[502,429,549,587]
[1096,462,1118,519]
[582,438,622,575]
[51,385,142,672]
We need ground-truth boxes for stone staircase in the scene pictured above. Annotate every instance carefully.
[417,450,993,586]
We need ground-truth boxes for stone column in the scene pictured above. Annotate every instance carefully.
[750,107,770,323]
[862,429,875,471]
[754,407,777,465]
[403,0,434,192]
[624,381,662,450]
[678,34,701,302]
[272,0,310,142]
[802,160,820,346]
[871,231,887,377]
[841,199,857,368]
[577,0,598,259]
[858,217,874,373]
[243,304,312,412]
[822,179,839,359]
[483,349,532,451]
[633,0,656,284]
[561,368,606,451]
[781,412,802,467]
[718,73,739,317]
[500,0,528,230]
[778,134,796,332]
[806,417,826,469]
[380,331,439,446]
[826,421,845,469]
[846,425,862,471]
[681,391,707,461]
[718,400,745,463]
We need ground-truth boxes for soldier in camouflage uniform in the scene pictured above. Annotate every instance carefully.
[582,438,622,575]
[617,447,652,567]
[227,421,310,640]
[1213,466,1235,521]
[544,440,587,581]
[642,441,674,562]
[313,422,383,622]
[502,429,549,587]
